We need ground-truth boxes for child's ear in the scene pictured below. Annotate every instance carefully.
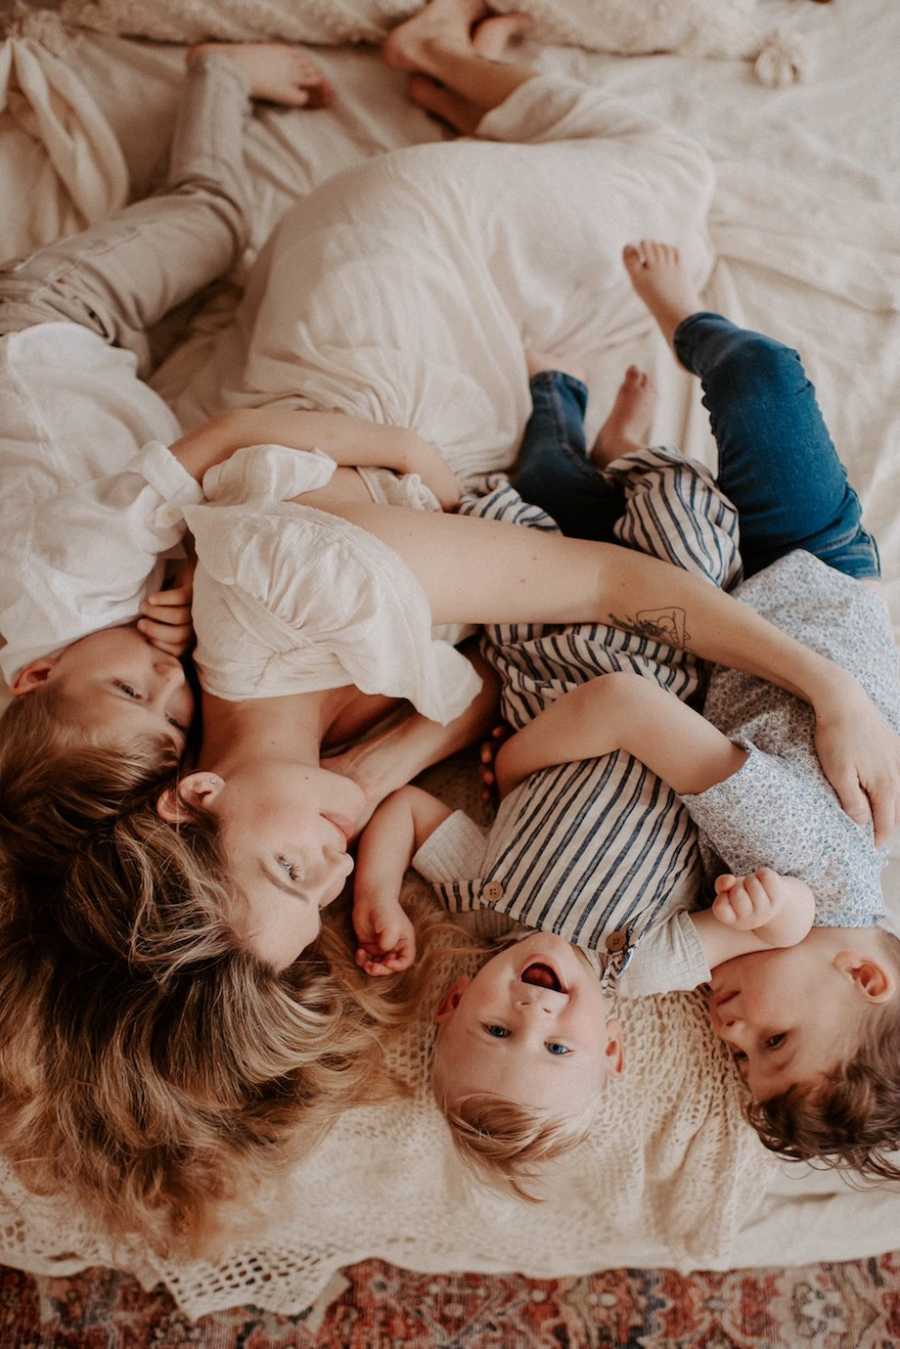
[604,1018,624,1077]
[10,657,59,695]
[435,976,470,1023]
[157,771,225,823]
[833,950,897,1004]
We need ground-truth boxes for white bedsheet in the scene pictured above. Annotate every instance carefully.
[1,0,899,1315]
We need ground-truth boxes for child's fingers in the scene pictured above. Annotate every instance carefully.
[138,617,193,647]
[712,884,755,928]
[742,874,771,913]
[714,873,737,893]
[145,585,192,608]
[141,601,192,628]
[355,945,411,976]
[712,892,739,925]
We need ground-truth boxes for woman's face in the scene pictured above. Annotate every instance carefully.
[181,761,366,969]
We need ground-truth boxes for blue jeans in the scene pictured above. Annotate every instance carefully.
[514,313,880,580]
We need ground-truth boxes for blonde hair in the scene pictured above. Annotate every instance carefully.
[0,795,432,1257]
[431,936,595,1199]
[440,1094,591,1201]
[0,684,178,886]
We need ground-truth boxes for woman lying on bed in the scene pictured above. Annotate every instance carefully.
[1,3,899,1258]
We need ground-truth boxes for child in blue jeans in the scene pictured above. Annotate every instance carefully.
[352,241,900,1193]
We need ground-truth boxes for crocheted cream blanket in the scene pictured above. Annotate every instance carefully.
[0,763,774,1319]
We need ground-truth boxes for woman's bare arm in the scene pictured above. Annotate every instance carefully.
[325,644,500,834]
[170,407,460,508]
[320,500,900,842]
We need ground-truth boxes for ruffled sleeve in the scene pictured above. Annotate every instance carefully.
[201,443,335,505]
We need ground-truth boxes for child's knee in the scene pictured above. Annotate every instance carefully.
[715,333,805,403]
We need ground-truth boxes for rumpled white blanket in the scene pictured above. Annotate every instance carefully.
[0,16,126,258]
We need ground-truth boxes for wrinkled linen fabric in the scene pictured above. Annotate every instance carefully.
[171,75,715,485]
[0,22,127,258]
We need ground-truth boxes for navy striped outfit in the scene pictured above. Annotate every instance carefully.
[413,447,742,989]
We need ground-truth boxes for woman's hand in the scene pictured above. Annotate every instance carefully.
[353,893,417,976]
[404,435,462,512]
[138,556,196,657]
[812,677,900,847]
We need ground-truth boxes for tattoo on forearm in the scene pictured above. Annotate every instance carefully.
[608,606,690,648]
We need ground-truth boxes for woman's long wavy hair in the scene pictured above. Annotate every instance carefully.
[0,753,457,1257]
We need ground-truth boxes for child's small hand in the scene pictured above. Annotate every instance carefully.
[406,436,462,512]
[353,894,416,976]
[712,868,815,949]
[139,557,196,657]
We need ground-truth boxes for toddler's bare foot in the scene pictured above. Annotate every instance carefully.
[188,43,333,108]
[623,240,702,353]
[591,366,656,466]
[407,74,482,133]
[385,0,529,74]
[472,12,532,59]
[525,349,587,383]
[384,0,486,72]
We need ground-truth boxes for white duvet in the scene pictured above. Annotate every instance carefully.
[171,74,715,487]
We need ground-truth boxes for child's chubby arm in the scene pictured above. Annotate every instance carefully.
[352,786,453,976]
[494,670,747,799]
[691,868,816,968]
[170,407,461,511]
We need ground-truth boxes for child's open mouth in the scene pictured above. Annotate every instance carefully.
[521,962,564,993]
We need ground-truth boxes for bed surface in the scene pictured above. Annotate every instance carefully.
[1,0,899,1317]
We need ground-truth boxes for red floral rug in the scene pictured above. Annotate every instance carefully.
[3,1254,900,1346]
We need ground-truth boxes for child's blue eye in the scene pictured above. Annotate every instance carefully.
[484,1024,510,1038]
[764,1033,786,1051]
[545,1041,571,1056]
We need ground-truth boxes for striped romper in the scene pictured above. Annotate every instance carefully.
[413,447,742,992]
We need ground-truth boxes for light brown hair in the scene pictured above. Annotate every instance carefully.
[0,684,178,885]
[747,930,900,1180]
[0,780,463,1256]
[440,1093,590,1200]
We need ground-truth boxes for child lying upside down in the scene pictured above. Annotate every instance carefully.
[351,241,900,1195]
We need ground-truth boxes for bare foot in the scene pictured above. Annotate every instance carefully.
[385,0,530,75]
[622,240,702,353]
[384,0,486,72]
[188,43,333,108]
[591,366,656,466]
[407,74,483,133]
[525,349,587,383]
[472,13,532,59]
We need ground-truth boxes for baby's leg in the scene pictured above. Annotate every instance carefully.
[512,363,624,542]
[624,240,880,581]
[0,47,329,376]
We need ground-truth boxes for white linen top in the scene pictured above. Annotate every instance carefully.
[186,444,482,724]
[0,323,189,684]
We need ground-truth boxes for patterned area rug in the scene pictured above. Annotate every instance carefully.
[3,1254,900,1347]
